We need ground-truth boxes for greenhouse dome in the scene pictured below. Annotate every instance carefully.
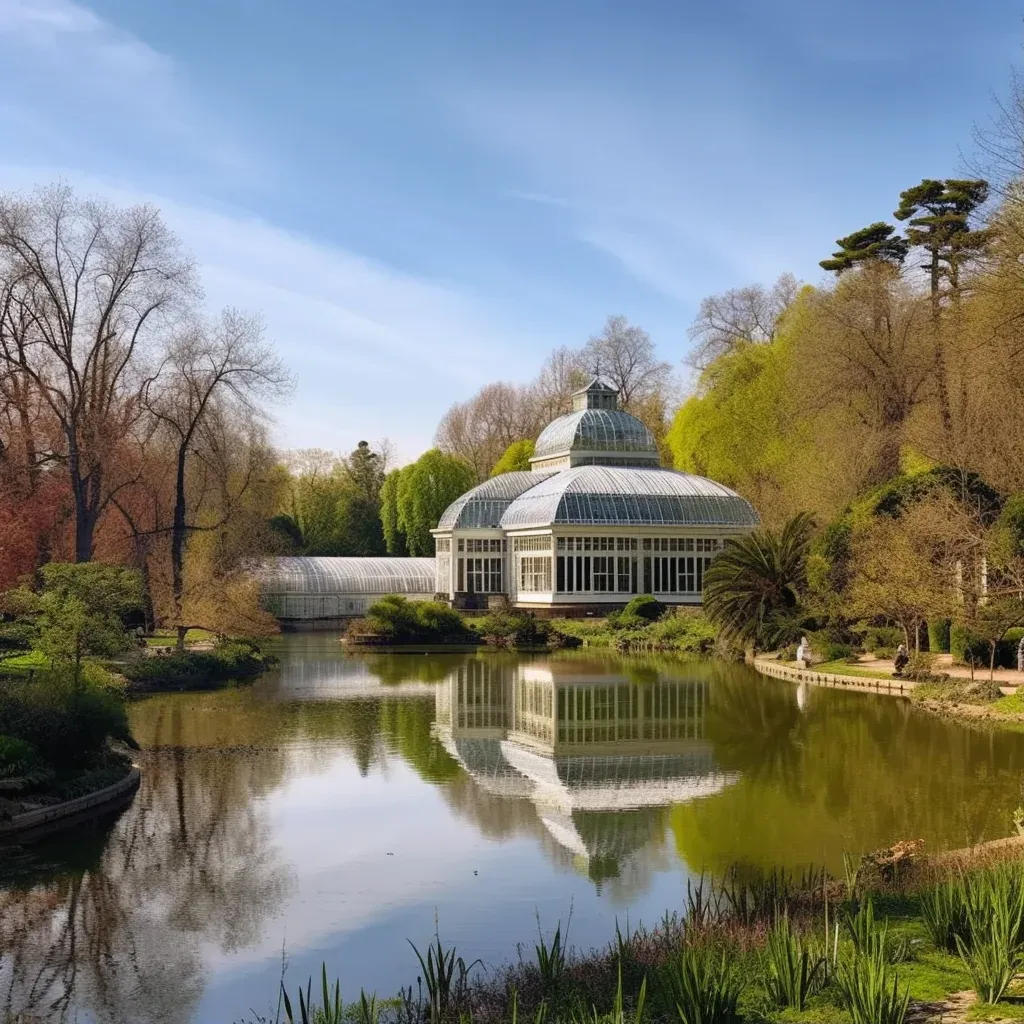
[532,408,659,464]
[499,466,759,530]
[432,376,759,611]
[436,471,554,530]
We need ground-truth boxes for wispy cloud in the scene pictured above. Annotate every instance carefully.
[0,0,250,175]
[453,83,831,303]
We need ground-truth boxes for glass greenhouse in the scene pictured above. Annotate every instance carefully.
[431,376,760,611]
[258,557,436,622]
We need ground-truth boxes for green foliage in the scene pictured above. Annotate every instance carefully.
[288,444,387,556]
[667,340,796,503]
[621,594,665,622]
[658,944,744,1024]
[535,921,568,997]
[380,468,408,556]
[395,449,475,556]
[281,963,343,1024]
[760,913,824,1010]
[703,513,814,649]
[409,933,478,1024]
[27,563,142,679]
[358,596,474,645]
[0,734,44,779]
[834,945,910,1024]
[0,619,35,653]
[0,666,132,772]
[490,439,535,476]
[266,513,303,553]
[121,640,274,690]
[475,609,554,648]
[951,624,991,667]
[820,222,909,273]
[927,619,951,654]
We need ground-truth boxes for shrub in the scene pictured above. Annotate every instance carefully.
[122,640,274,689]
[364,595,422,642]
[0,667,132,772]
[415,602,468,639]
[902,651,938,681]
[476,610,552,648]
[621,594,665,622]
[0,735,44,779]
[951,624,989,666]
[0,620,35,653]
[927,619,951,654]
[861,625,903,655]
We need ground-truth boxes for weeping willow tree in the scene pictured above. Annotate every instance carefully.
[702,512,815,650]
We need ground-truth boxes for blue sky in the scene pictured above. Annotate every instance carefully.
[0,0,1021,461]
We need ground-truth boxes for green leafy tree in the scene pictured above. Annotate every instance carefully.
[895,179,992,304]
[490,440,535,476]
[31,563,143,684]
[380,468,408,555]
[702,513,815,649]
[820,222,909,274]
[895,178,993,436]
[339,441,386,555]
[396,449,475,556]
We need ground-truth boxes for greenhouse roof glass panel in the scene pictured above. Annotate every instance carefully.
[258,557,437,596]
[533,409,658,459]
[499,467,759,529]
[436,471,554,530]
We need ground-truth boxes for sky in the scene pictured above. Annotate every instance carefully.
[0,0,1021,462]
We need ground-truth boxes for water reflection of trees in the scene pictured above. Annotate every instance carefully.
[0,701,295,1024]
[676,670,1024,873]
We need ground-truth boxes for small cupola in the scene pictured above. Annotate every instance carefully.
[572,376,619,412]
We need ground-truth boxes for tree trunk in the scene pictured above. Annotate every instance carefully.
[171,446,188,649]
[69,445,100,563]
[929,253,953,442]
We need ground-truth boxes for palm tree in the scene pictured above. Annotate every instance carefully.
[703,512,815,650]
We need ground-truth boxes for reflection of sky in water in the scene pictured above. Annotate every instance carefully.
[5,635,1024,1024]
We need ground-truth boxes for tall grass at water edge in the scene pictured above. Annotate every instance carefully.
[266,859,1024,1024]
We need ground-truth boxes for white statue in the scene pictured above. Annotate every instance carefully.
[796,636,810,668]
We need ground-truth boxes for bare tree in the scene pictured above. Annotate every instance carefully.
[583,315,672,408]
[533,345,588,420]
[435,381,545,480]
[143,308,292,647]
[0,184,198,561]
[687,273,799,369]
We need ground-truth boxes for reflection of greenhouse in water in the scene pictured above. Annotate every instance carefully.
[433,659,737,875]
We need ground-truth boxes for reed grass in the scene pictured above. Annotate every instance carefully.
[759,913,824,1010]
[658,944,743,1024]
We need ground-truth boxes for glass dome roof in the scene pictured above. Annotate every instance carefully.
[436,471,556,530]
[533,409,658,460]
[499,466,760,529]
[258,557,437,596]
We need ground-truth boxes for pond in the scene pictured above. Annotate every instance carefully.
[2,636,1024,1023]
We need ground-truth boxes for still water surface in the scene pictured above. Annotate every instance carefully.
[3,637,1024,1023]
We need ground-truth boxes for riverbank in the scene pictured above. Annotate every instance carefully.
[256,851,1024,1024]
[0,761,139,840]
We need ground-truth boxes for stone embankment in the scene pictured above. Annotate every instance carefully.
[0,766,140,840]
[752,655,916,695]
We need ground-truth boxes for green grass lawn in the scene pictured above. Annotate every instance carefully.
[796,659,896,680]
[143,629,216,647]
[0,650,48,673]
[992,690,1024,714]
